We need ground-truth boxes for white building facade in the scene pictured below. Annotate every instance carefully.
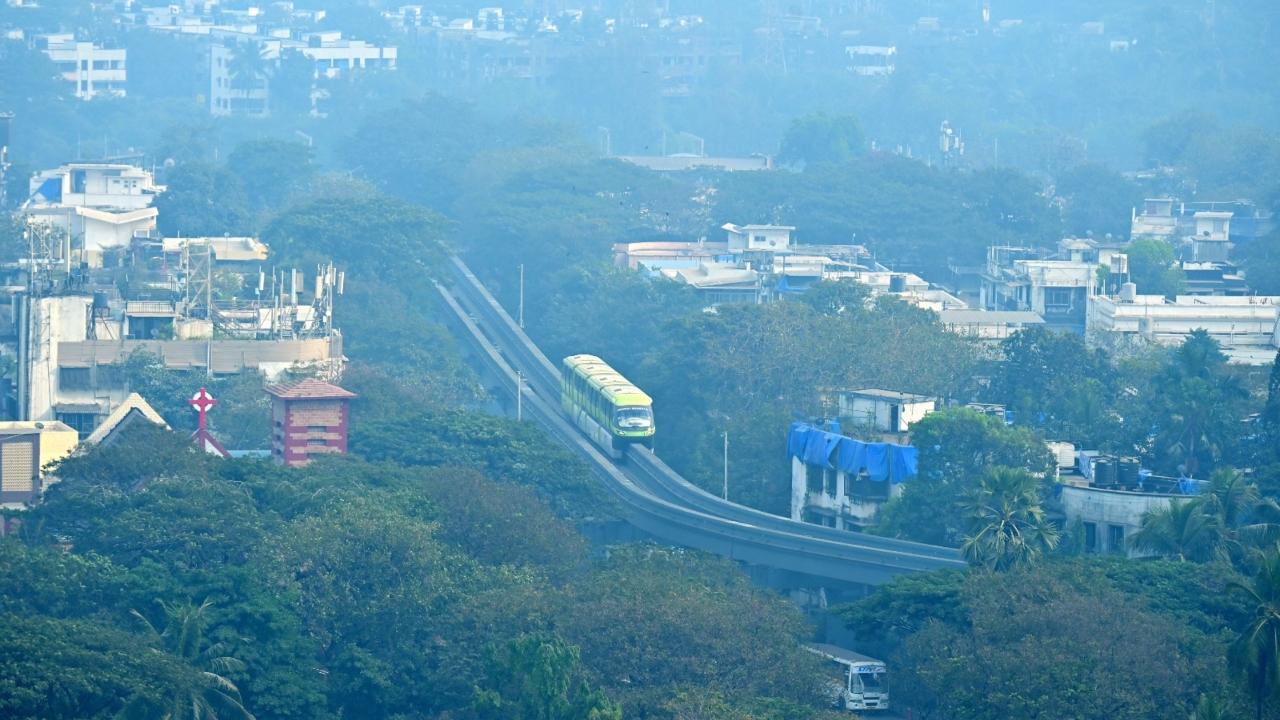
[37,34,127,99]
[1088,291,1280,364]
[22,163,162,265]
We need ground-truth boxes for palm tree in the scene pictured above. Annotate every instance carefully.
[960,466,1059,572]
[1230,545,1280,720]
[130,599,255,720]
[227,41,271,93]
[1188,693,1240,720]
[1204,468,1280,559]
[1130,498,1226,562]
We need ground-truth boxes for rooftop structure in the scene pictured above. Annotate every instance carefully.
[1054,444,1198,557]
[36,34,126,99]
[787,422,917,531]
[1132,198,1276,248]
[1088,292,1280,364]
[824,388,936,435]
[3,232,346,435]
[659,263,762,305]
[722,223,796,253]
[82,392,168,445]
[21,163,163,265]
[979,241,1121,333]
[0,420,79,509]
[265,378,355,466]
[939,309,1045,340]
[845,45,896,75]
[209,31,396,116]
[618,155,774,172]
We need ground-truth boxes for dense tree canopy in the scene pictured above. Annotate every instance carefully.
[876,408,1054,546]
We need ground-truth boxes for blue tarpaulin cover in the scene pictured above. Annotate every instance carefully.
[865,443,890,481]
[788,423,918,483]
[33,178,62,203]
[787,422,810,458]
[889,445,919,482]
[802,428,843,468]
[837,439,867,475]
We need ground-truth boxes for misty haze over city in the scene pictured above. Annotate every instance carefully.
[1,2,1280,720]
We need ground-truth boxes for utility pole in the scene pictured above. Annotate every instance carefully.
[518,263,525,329]
[516,370,523,422]
[722,430,729,500]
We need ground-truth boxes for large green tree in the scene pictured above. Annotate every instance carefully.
[154,163,253,237]
[842,561,1243,720]
[876,408,1054,546]
[472,634,621,720]
[1148,331,1250,477]
[778,113,864,167]
[993,325,1119,448]
[1127,237,1186,297]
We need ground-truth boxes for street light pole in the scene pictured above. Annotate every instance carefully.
[518,263,525,329]
[516,370,523,422]
[722,430,729,501]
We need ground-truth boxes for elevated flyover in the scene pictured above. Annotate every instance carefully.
[437,257,964,585]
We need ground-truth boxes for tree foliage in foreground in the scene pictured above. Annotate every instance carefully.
[839,559,1251,720]
[5,374,829,720]
[876,408,1054,547]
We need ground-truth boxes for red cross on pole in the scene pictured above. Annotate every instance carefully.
[189,387,217,431]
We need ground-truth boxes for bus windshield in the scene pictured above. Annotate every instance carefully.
[854,668,887,693]
[615,407,653,429]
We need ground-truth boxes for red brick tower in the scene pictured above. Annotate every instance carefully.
[264,378,356,467]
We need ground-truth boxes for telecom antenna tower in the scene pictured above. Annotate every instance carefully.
[758,0,789,75]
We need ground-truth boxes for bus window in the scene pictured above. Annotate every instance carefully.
[854,667,887,694]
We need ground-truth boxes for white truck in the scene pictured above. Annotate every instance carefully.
[806,643,890,713]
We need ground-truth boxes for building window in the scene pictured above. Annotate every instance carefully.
[846,472,890,500]
[806,464,823,494]
[1044,287,1075,310]
[1107,524,1126,555]
[57,412,99,439]
[307,425,328,433]
[823,468,837,496]
[1083,522,1098,554]
[306,439,327,447]
[59,367,91,390]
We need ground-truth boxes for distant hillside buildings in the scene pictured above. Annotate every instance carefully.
[7,158,347,439]
[36,34,127,100]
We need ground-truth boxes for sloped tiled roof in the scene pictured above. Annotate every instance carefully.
[84,393,169,446]
[264,378,356,400]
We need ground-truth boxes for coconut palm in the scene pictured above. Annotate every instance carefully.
[130,599,255,720]
[1205,468,1280,559]
[960,466,1059,572]
[1130,498,1227,562]
[227,41,271,93]
[1230,545,1280,720]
